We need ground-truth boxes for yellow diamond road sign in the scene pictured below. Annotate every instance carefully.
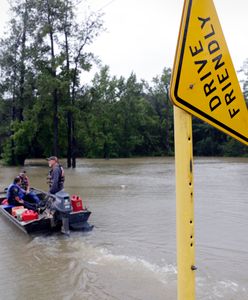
[170,0,248,146]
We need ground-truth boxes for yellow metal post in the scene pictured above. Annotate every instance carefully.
[174,106,196,300]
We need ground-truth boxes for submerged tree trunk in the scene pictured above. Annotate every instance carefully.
[63,0,74,168]
[18,2,28,122]
[53,88,59,157]
[67,111,72,168]
[10,40,19,165]
[47,0,59,156]
[72,119,76,168]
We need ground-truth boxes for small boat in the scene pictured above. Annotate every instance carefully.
[0,188,93,235]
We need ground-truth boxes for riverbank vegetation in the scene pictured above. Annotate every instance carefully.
[0,0,247,166]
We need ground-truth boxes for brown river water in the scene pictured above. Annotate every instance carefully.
[0,157,248,300]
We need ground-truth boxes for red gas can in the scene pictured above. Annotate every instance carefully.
[71,195,83,212]
[2,199,8,205]
[22,210,38,221]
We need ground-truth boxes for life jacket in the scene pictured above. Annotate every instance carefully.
[20,175,29,190]
[60,165,65,184]
[47,164,65,188]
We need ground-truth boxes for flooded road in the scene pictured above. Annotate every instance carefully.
[0,157,248,299]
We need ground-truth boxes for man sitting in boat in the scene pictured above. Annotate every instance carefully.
[47,156,65,194]
[7,176,41,211]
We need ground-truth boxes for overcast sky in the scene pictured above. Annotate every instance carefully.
[0,0,248,83]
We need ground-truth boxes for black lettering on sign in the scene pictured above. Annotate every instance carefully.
[204,79,216,97]
[218,68,229,84]
[222,82,231,92]
[225,90,236,105]
[195,60,207,74]
[210,96,221,112]
[188,16,240,119]
[229,108,240,118]
[189,41,203,56]
[213,54,225,70]
[204,24,215,40]
[198,17,210,29]
[200,71,211,81]
[208,40,220,55]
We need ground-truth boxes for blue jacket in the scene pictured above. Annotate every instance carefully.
[7,183,25,202]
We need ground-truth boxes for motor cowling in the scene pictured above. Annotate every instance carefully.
[51,191,72,235]
[53,190,72,213]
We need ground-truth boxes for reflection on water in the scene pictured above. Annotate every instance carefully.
[0,157,248,299]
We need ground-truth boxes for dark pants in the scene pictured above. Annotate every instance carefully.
[24,192,40,205]
[23,192,40,211]
[9,195,39,211]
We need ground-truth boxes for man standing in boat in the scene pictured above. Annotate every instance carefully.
[47,156,65,194]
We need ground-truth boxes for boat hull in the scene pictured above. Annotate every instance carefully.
[0,189,93,234]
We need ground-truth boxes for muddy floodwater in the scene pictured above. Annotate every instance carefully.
[0,157,248,300]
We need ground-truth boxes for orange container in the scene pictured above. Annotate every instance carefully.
[70,195,83,212]
[22,210,38,221]
[2,199,8,205]
[12,206,25,217]
[16,209,28,221]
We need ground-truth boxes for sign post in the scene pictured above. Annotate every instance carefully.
[174,106,196,300]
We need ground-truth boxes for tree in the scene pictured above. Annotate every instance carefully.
[240,59,248,105]
[145,68,174,155]
[0,0,37,165]
[0,0,104,165]
[82,66,120,158]
[59,1,104,167]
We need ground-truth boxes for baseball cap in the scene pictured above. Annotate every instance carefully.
[47,156,58,161]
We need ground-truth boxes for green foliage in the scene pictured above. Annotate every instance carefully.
[1,140,13,165]
[0,1,247,166]
[221,137,248,157]
[1,120,36,165]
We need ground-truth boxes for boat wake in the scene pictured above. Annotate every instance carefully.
[27,236,248,299]
[88,247,177,284]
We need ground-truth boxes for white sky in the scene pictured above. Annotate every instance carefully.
[0,0,248,82]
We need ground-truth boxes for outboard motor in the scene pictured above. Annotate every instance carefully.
[52,190,72,235]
